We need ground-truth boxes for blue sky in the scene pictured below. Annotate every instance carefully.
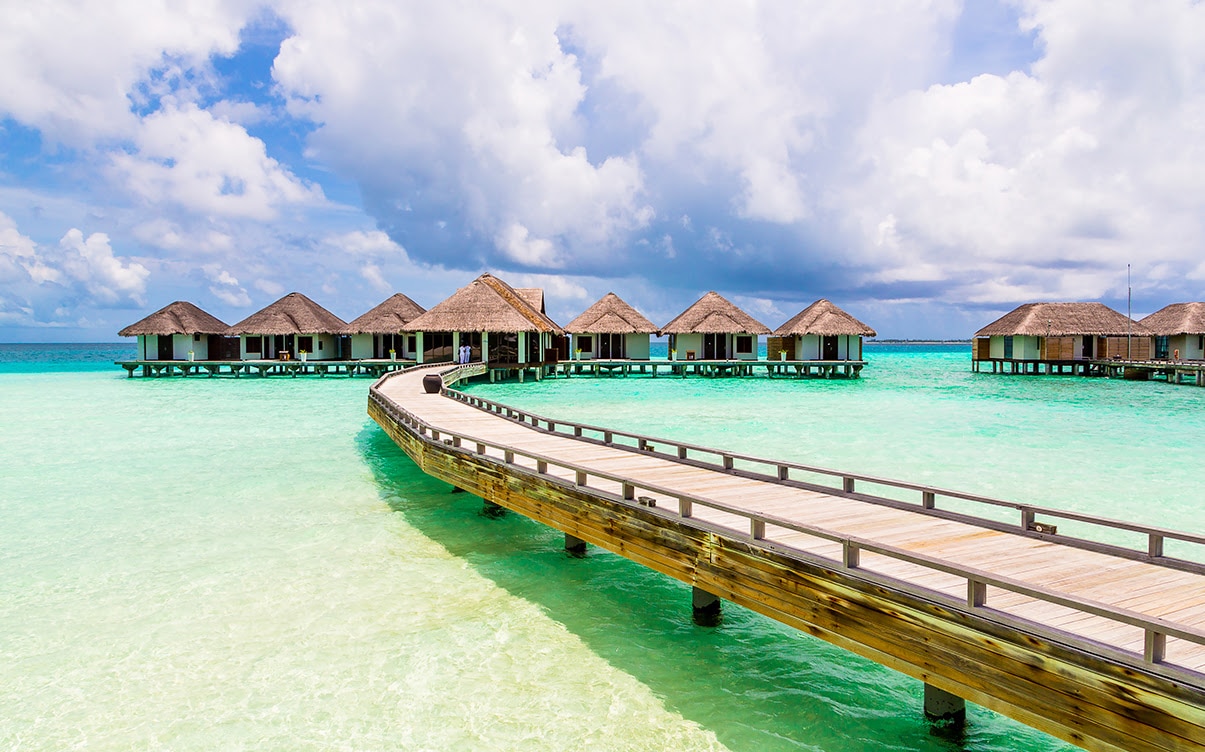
[2,0,1203,341]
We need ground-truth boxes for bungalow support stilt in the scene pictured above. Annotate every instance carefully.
[923,683,966,725]
[692,586,721,626]
[564,533,587,555]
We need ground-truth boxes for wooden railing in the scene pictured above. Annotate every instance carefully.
[436,383,1205,575]
[368,363,1205,678]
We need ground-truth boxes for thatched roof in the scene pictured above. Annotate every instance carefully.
[659,291,771,335]
[119,301,229,337]
[517,288,544,313]
[564,293,657,334]
[774,299,876,337]
[1139,302,1205,336]
[403,273,563,334]
[341,293,426,334]
[226,292,347,335]
[974,302,1153,337]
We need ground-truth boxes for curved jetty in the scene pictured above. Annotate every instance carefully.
[370,363,1205,751]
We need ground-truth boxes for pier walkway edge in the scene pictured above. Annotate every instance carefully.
[369,362,1205,752]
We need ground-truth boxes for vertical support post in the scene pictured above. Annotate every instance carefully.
[481,500,506,518]
[843,476,855,493]
[967,580,987,608]
[1145,630,1167,663]
[1148,534,1164,558]
[692,586,721,626]
[922,491,936,509]
[924,683,967,724]
[565,533,587,556]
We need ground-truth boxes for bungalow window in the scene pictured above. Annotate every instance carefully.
[1003,336,1014,359]
[298,336,314,353]
[194,333,201,342]
[408,336,417,354]
[1155,336,1169,359]
[736,336,753,355]
[577,335,593,352]
[245,337,262,354]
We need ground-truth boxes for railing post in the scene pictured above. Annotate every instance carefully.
[623,483,635,500]
[1021,508,1035,530]
[1145,630,1167,663]
[679,498,693,518]
[751,519,766,540]
[777,465,788,481]
[967,580,987,608]
[536,460,548,474]
[504,450,514,464]
[723,455,734,470]
[452,436,461,448]
[574,426,582,437]
[638,438,648,451]
[678,446,687,459]
[476,442,486,454]
[1149,534,1165,558]
[843,476,855,493]
[922,491,936,509]
[843,541,860,568]
[576,470,587,486]
[604,431,612,444]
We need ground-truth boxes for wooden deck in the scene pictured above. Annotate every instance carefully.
[115,358,415,378]
[370,363,1205,751]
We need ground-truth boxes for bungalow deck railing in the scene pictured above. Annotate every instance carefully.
[368,363,1205,678]
[377,363,1205,576]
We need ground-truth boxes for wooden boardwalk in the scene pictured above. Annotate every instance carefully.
[370,363,1205,751]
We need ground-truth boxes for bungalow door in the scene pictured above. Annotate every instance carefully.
[704,334,726,359]
[822,336,839,360]
[157,335,174,360]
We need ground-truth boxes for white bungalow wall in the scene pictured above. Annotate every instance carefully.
[626,334,650,359]
[350,334,373,359]
[987,335,1042,360]
[1169,334,1205,360]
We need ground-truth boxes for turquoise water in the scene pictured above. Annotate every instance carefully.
[3,344,1201,750]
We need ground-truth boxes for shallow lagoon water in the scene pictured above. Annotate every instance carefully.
[3,343,1201,750]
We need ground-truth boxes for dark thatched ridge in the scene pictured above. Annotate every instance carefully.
[974,302,1152,337]
[564,292,657,334]
[1139,303,1205,336]
[403,273,563,334]
[659,291,770,335]
[774,299,876,337]
[118,301,229,337]
[342,293,426,335]
[226,292,347,335]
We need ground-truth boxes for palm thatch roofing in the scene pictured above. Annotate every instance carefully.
[974,302,1153,337]
[564,292,657,334]
[118,301,229,337]
[774,299,876,337]
[402,273,563,334]
[659,291,771,335]
[517,288,545,313]
[1139,302,1205,336]
[226,292,347,335]
[341,293,426,335]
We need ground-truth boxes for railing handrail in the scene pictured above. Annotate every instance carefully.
[435,385,1205,557]
[366,382,1205,674]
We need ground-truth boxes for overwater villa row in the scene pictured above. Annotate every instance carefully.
[973,301,1205,386]
[117,273,876,378]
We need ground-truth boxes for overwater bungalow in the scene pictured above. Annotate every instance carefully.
[119,301,235,360]
[972,302,1154,373]
[770,299,876,361]
[1140,303,1205,360]
[403,273,564,364]
[659,291,770,361]
[342,293,425,360]
[563,292,657,360]
[226,292,348,361]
